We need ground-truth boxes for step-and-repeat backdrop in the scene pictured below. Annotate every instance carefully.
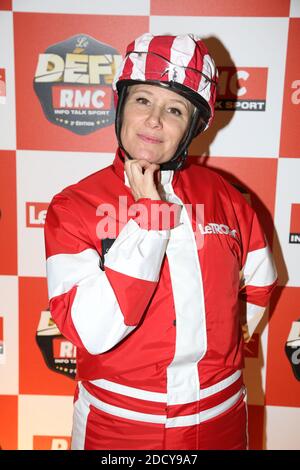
[0,0,299,450]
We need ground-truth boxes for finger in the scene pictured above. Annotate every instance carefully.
[129,161,152,180]
[130,163,144,181]
[125,159,141,177]
[143,165,159,187]
[144,163,160,174]
[124,160,132,178]
[131,159,154,171]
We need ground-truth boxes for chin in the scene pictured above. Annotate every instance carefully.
[131,149,160,163]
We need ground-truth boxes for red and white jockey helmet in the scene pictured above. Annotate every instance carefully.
[113,33,218,170]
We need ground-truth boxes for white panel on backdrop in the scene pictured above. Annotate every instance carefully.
[0,276,18,394]
[273,158,300,287]
[150,17,288,158]
[0,12,16,150]
[290,0,300,17]
[18,395,73,450]
[16,150,114,277]
[265,405,300,449]
[12,0,150,15]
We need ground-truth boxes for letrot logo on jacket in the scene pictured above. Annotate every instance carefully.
[198,222,237,239]
[289,203,300,244]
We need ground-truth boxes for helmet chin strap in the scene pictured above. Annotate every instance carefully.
[159,149,188,171]
[118,143,188,171]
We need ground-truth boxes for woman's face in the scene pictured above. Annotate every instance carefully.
[120,84,194,165]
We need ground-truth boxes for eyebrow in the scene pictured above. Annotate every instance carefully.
[129,87,191,109]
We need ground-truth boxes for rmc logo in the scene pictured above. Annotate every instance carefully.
[216,67,268,111]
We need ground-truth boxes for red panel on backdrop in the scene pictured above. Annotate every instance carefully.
[0,0,12,10]
[0,396,18,449]
[150,0,290,17]
[19,277,76,396]
[290,204,300,233]
[14,12,148,152]
[0,151,17,275]
[192,156,278,246]
[266,286,300,407]
[280,19,300,158]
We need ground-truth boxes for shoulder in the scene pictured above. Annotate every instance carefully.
[183,161,246,196]
[66,163,114,195]
[49,163,114,207]
[182,161,233,188]
[182,161,254,215]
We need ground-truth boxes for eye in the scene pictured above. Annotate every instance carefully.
[168,107,182,117]
[136,97,150,105]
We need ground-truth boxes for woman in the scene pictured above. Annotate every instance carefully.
[44,33,277,450]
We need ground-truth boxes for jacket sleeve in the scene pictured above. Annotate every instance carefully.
[44,193,181,355]
[238,209,277,342]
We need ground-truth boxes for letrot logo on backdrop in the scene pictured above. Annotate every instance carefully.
[289,203,300,244]
[34,34,121,135]
[26,202,48,227]
[216,67,268,111]
[285,319,300,381]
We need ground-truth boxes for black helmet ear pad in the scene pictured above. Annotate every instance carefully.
[160,107,205,171]
[115,84,127,154]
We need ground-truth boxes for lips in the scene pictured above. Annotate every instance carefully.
[137,133,162,144]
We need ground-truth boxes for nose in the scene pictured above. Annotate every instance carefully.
[145,105,163,129]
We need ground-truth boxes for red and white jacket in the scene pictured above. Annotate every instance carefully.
[45,150,277,437]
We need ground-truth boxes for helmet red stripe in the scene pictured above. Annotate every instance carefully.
[118,39,135,83]
[146,35,174,84]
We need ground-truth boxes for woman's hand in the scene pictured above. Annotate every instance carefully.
[124,158,161,201]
